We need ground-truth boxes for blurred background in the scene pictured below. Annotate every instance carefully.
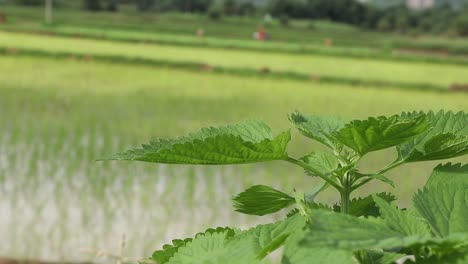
[0,0,467,263]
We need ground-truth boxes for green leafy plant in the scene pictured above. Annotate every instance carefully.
[101,110,468,263]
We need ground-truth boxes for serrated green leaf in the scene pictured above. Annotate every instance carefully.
[167,229,258,264]
[355,250,405,264]
[286,208,300,218]
[282,229,356,264]
[152,238,191,263]
[233,185,295,216]
[234,214,307,259]
[168,215,306,264]
[101,120,291,164]
[413,164,468,238]
[397,111,468,163]
[301,209,467,251]
[413,183,468,237]
[333,193,396,217]
[300,151,340,177]
[302,209,411,250]
[409,249,468,264]
[289,111,346,149]
[373,195,430,236]
[333,114,430,156]
[425,162,468,188]
[152,227,235,263]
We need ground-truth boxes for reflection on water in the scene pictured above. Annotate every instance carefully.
[0,131,279,262]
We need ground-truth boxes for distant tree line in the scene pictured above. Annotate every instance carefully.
[269,0,468,35]
[8,0,468,36]
[370,4,468,35]
[269,0,371,25]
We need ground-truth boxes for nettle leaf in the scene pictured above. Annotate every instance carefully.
[152,238,192,263]
[233,214,307,259]
[409,249,468,264]
[301,209,467,251]
[412,163,468,238]
[101,120,291,164]
[413,163,468,237]
[167,229,257,264]
[302,209,409,250]
[288,111,346,149]
[334,114,430,156]
[233,185,295,216]
[425,162,468,188]
[397,111,468,163]
[373,195,430,236]
[153,239,192,264]
[413,183,468,238]
[282,229,356,264]
[286,208,300,218]
[300,151,340,177]
[355,251,405,264]
[333,192,396,217]
[168,215,306,264]
[152,227,235,264]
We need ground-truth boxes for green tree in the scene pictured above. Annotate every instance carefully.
[223,0,238,15]
[454,14,468,36]
[136,0,155,11]
[83,0,102,11]
[106,0,118,12]
[172,0,212,12]
[14,0,42,5]
[238,2,256,16]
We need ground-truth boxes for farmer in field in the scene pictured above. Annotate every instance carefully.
[258,27,265,41]
[253,27,269,41]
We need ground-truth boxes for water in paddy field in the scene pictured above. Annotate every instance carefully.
[0,128,282,262]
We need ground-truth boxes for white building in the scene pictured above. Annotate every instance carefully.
[407,0,435,9]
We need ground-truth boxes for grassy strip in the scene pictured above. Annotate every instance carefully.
[2,26,468,67]
[0,26,382,57]
[3,5,468,58]
[0,5,394,47]
[6,5,468,51]
[0,47,448,93]
[392,39,468,56]
[5,30,467,88]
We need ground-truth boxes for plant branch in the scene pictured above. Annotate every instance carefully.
[285,157,342,191]
[376,160,405,175]
[351,160,405,191]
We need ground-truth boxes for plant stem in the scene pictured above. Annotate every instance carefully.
[285,157,342,191]
[340,173,352,214]
[340,190,350,214]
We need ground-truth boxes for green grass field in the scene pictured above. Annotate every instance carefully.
[4,5,468,55]
[2,31,468,90]
[1,6,468,263]
[2,55,467,261]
